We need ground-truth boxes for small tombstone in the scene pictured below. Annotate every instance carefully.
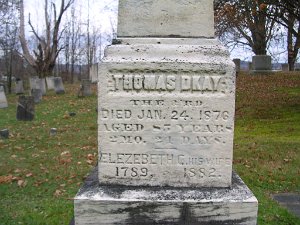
[53,77,65,94]
[0,129,9,139]
[0,86,8,109]
[16,96,35,121]
[282,64,289,72]
[233,58,241,73]
[78,79,92,97]
[90,64,98,83]
[39,78,47,95]
[46,76,55,90]
[0,82,7,94]
[29,77,39,90]
[15,80,25,95]
[31,88,42,103]
[50,128,57,136]
[252,55,272,71]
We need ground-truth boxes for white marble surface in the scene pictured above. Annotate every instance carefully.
[118,0,214,38]
[0,86,8,109]
[98,38,236,188]
[74,169,258,225]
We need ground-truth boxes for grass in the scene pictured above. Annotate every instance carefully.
[0,72,300,224]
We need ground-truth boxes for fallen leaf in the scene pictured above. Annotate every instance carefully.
[54,189,62,197]
[17,180,27,188]
[0,175,13,184]
[26,173,33,178]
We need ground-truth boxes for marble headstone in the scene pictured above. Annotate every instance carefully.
[46,76,55,90]
[39,78,47,95]
[0,86,8,109]
[74,0,258,224]
[15,80,25,95]
[53,77,65,94]
[16,96,35,121]
[31,88,42,104]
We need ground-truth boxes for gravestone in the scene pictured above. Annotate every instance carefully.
[46,76,55,90]
[78,79,92,97]
[39,78,47,95]
[31,88,42,104]
[0,86,8,109]
[233,58,241,73]
[16,96,35,121]
[15,80,25,95]
[282,63,289,72]
[74,0,258,224]
[29,77,39,90]
[53,77,65,94]
[251,55,272,73]
[0,129,9,139]
[90,64,98,83]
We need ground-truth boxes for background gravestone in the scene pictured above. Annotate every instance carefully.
[78,79,92,97]
[0,86,8,109]
[53,77,65,94]
[31,88,42,103]
[46,76,55,90]
[74,0,258,224]
[16,96,35,121]
[251,55,272,73]
[39,78,47,95]
[15,80,25,95]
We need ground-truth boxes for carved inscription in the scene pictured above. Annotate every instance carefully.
[99,72,235,187]
[110,74,230,93]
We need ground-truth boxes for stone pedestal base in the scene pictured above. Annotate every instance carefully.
[74,167,258,225]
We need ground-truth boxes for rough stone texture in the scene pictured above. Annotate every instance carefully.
[74,166,258,225]
[0,86,8,109]
[53,77,65,94]
[46,77,55,90]
[16,96,35,121]
[98,38,236,188]
[15,80,25,94]
[118,0,214,38]
[252,55,272,71]
[31,88,42,103]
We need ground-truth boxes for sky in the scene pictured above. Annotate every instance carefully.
[24,0,290,63]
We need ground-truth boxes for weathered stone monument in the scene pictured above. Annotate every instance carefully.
[78,79,92,97]
[74,0,258,224]
[90,64,98,83]
[251,55,272,73]
[15,80,25,95]
[233,58,241,73]
[31,88,43,104]
[46,76,55,90]
[282,63,289,72]
[0,86,8,109]
[53,77,65,94]
[16,96,35,121]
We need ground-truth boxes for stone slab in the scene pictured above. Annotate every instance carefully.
[0,86,8,109]
[16,96,35,121]
[46,76,55,90]
[252,55,272,71]
[273,193,300,218]
[74,166,258,225]
[118,0,214,38]
[15,80,24,94]
[98,38,236,188]
[53,77,65,94]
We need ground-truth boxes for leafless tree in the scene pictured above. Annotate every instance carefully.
[19,0,74,78]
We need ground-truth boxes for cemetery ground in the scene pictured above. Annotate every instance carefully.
[0,72,299,225]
